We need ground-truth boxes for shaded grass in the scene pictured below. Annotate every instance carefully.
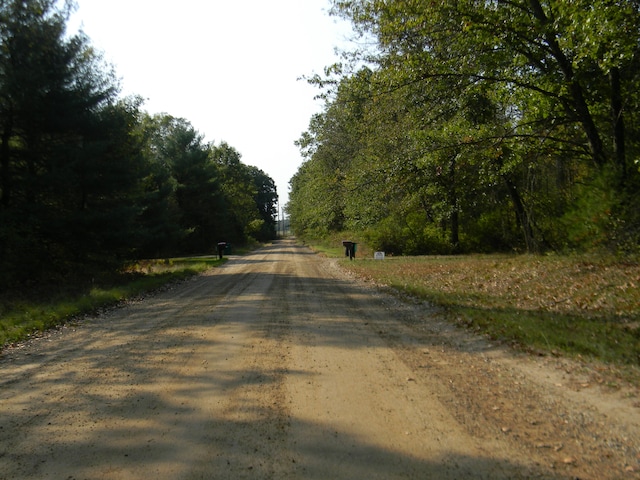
[301,232,374,260]
[0,256,225,349]
[338,253,640,367]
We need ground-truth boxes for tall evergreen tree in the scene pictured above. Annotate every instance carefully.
[0,0,123,285]
[144,115,225,254]
[247,165,278,242]
[211,142,260,244]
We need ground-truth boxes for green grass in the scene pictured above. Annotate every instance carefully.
[329,250,640,369]
[301,232,374,259]
[0,256,225,349]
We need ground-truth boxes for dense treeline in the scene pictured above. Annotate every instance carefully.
[288,0,640,255]
[0,0,277,288]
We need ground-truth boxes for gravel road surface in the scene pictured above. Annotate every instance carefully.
[1,239,638,479]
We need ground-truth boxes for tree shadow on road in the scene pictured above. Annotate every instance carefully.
[0,240,581,479]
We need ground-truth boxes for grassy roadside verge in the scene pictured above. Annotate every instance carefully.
[0,256,226,350]
[306,237,640,371]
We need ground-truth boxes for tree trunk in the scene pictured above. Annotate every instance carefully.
[1,118,12,208]
[529,0,606,167]
[610,67,626,179]
[447,155,460,250]
[502,174,538,253]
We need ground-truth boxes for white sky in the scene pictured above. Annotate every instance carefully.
[68,0,353,207]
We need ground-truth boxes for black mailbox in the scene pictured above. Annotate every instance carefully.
[342,241,357,260]
[217,242,227,259]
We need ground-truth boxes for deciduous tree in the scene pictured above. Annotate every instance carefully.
[290,0,640,252]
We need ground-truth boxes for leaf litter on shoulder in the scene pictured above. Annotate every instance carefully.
[343,254,640,372]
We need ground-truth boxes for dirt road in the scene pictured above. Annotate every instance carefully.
[1,239,639,479]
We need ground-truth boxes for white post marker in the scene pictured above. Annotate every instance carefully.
[374,251,385,260]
